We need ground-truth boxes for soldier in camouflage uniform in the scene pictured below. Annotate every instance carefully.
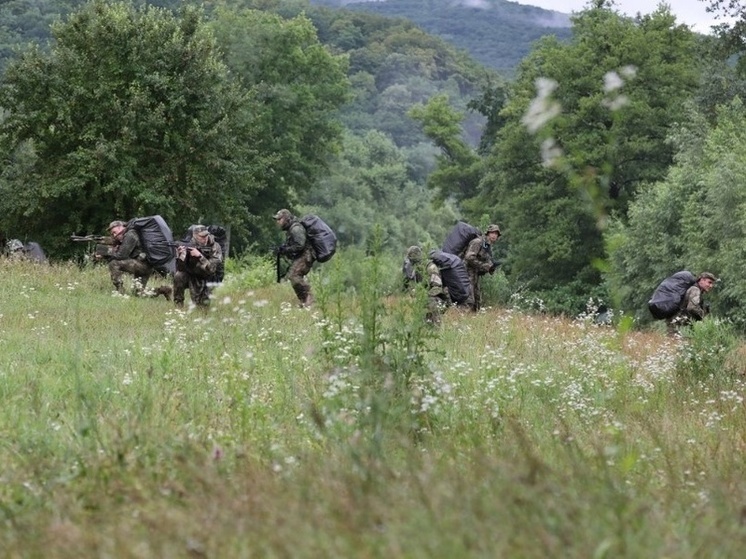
[274,209,316,307]
[666,272,717,335]
[402,245,449,326]
[463,224,501,312]
[173,225,223,308]
[105,220,154,294]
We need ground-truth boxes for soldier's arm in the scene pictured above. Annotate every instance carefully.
[464,238,492,273]
[685,287,706,320]
[194,243,223,275]
[283,223,307,256]
[110,231,138,260]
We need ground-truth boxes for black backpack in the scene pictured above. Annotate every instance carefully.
[127,215,175,275]
[648,271,696,320]
[429,249,471,305]
[300,215,337,263]
[442,221,481,258]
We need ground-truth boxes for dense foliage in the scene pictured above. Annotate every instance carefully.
[3,0,746,329]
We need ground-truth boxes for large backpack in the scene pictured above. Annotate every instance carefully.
[429,249,471,305]
[648,271,697,320]
[300,215,337,263]
[127,215,175,275]
[442,221,481,258]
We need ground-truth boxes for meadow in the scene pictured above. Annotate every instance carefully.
[1,254,746,558]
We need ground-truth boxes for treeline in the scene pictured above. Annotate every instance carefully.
[3,0,746,329]
[0,0,495,256]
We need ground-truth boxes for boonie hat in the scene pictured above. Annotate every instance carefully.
[699,272,717,282]
[108,220,126,231]
[273,209,292,220]
[485,224,501,235]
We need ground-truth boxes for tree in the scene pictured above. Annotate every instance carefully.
[607,98,746,328]
[409,93,484,207]
[209,5,350,244]
[0,1,261,252]
[474,4,700,311]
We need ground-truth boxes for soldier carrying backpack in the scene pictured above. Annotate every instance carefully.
[273,208,336,307]
[648,271,717,335]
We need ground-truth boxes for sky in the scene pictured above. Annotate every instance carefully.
[516,1,732,33]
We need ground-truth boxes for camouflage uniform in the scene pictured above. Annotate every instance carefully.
[402,245,424,291]
[275,209,316,306]
[403,245,449,325]
[108,227,154,293]
[173,226,223,307]
[666,272,716,335]
[463,224,500,312]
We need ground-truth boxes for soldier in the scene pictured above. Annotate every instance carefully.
[6,239,25,260]
[274,208,315,307]
[402,245,449,326]
[105,220,154,294]
[667,272,717,335]
[463,224,501,312]
[402,245,424,291]
[173,225,223,308]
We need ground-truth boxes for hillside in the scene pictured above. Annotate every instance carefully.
[313,0,573,73]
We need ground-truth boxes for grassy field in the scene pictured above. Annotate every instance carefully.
[1,256,746,558]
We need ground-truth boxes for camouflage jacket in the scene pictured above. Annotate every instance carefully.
[110,229,143,260]
[464,235,494,275]
[282,220,313,260]
[175,237,223,278]
[682,285,708,320]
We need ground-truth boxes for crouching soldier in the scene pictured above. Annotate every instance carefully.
[105,220,154,294]
[173,225,223,308]
[402,245,449,326]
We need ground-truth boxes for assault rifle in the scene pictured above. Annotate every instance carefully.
[271,246,289,283]
[70,234,112,244]
[167,241,213,258]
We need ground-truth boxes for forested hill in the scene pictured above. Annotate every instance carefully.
[312,0,573,73]
[0,0,571,76]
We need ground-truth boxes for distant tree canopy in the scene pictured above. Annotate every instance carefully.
[0,0,349,253]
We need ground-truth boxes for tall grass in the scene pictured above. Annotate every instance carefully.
[1,256,746,558]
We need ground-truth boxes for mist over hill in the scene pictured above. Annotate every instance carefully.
[312,0,573,73]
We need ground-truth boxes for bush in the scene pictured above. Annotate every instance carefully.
[675,319,741,381]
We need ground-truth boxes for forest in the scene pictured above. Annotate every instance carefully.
[2,0,746,328]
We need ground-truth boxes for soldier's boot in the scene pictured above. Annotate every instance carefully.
[154,286,172,301]
[113,281,124,294]
[303,289,314,307]
[292,284,307,307]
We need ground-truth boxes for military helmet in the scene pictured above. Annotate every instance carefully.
[485,224,501,235]
[406,245,423,262]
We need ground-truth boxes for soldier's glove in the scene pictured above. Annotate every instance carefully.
[272,244,288,256]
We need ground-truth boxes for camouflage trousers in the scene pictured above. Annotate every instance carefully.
[109,259,153,293]
[286,252,315,305]
[173,271,213,307]
[466,268,482,312]
[426,295,447,326]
